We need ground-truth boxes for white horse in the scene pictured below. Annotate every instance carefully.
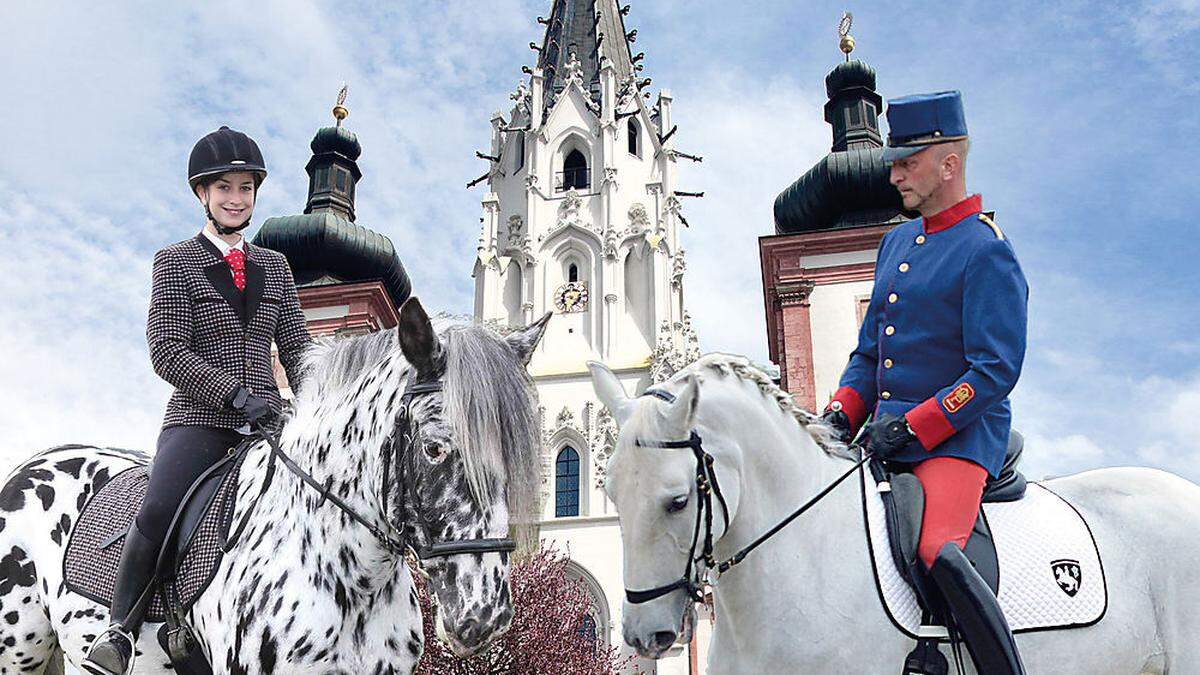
[0,298,549,674]
[589,354,1200,674]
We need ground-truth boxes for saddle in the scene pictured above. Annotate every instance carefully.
[864,429,1107,643]
[874,430,1029,599]
[63,439,252,623]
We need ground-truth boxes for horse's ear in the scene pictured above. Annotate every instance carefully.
[588,361,634,427]
[663,373,699,432]
[505,311,552,366]
[397,297,441,376]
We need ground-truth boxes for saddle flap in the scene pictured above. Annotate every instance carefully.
[888,472,925,571]
[64,442,251,622]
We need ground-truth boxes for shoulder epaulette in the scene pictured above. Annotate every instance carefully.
[977,212,1004,240]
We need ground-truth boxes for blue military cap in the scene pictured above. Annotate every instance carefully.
[882,91,968,163]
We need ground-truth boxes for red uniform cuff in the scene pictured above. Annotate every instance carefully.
[905,398,956,451]
[828,386,869,433]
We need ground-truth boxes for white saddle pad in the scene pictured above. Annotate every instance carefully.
[862,468,1107,636]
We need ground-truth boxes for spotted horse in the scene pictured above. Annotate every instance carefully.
[0,298,550,674]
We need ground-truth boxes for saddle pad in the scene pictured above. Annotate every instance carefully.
[63,460,242,622]
[862,469,1107,636]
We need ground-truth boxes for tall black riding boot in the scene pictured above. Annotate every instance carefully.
[82,522,161,675]
[927,542,1026,675]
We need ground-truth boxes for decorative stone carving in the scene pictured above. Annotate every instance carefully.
[649,311,701,383]
[603,226,619,260]
[525,173,539,193]
[671,250,687,287]
[591,408,619,490]
[628,202,650,233]
[506,215,526,248]
[564,53,585,88]
[510,80,531,113]
[662,195,683,222]
[603,167,619,191]
[558,189,583,226]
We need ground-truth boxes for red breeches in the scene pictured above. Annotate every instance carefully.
[914,456,988,569]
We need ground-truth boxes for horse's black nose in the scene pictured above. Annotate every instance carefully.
[456,617,486,647]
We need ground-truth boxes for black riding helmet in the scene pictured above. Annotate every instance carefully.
[188,126,268,235]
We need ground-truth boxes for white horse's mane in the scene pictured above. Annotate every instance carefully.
[678,353,857,460]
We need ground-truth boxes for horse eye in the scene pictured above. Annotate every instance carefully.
[666,495,688,513]
[423,442,447,461]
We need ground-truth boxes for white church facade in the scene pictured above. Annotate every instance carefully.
[471,1,706,671]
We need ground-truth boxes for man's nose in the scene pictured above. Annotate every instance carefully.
[889,168,903,186]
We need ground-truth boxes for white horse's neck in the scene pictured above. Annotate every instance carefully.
[703,383,864,666]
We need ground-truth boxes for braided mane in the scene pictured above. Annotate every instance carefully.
[683,353,858,460]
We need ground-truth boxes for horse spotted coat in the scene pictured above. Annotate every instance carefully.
[0,301,548,674]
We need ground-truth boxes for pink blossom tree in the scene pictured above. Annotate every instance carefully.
[414,545,637,674]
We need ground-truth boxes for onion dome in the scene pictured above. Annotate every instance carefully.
[254,88,411,308]
[773,28,910,234]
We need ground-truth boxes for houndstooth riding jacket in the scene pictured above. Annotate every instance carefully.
[147,232,312,430]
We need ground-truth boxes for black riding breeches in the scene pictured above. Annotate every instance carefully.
[135,426,245,545]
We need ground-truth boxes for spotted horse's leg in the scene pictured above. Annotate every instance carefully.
[0,544,58,675]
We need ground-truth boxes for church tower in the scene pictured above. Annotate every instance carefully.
[472,1,702,670]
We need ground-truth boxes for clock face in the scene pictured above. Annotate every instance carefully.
[554,281,589,313]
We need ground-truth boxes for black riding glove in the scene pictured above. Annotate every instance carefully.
[820,408,853,444]
[228,386,275,428]
[866,414,917,460]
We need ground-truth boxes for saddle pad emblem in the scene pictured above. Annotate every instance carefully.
[1052,559,1082,597]
[942,383,975,413]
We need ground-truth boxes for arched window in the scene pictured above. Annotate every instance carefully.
[627,118,640,157]
[514,133,525,172]
[578,614,598,651]
[555,446,580,517]
[561,148,589,191]
[568,262,579,283]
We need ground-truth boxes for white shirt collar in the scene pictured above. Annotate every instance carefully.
[201,227,245,257]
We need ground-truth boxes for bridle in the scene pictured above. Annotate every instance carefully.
[228,370,515,561]
[387,371,516,559]
[624,387,870,606]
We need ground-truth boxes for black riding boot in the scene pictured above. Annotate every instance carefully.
[82,522,161,675]
[927,542,1026,675]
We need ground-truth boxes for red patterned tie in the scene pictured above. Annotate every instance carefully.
[224,248,246,291]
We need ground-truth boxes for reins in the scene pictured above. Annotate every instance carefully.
[625,386,871,605]
[224,371,515,560]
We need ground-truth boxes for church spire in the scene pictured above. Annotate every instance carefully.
[534,0,636,112]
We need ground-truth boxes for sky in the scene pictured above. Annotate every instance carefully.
[1,0,1198,485]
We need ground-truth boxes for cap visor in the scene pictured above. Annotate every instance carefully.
[881,145,924,164]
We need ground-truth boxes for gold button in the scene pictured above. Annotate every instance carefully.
[888,293,898,303]
[881,391,892,400]
[899,262,910,273]
[885,325,895,336]
[916,235,926,245]
[884,359,894,368]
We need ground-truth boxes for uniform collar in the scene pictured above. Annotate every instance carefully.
[201,227,245,257]
[922,194,982,234]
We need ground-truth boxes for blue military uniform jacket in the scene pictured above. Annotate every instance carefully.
[829,195,1028,477]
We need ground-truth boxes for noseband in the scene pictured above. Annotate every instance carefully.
[624,387,870,606]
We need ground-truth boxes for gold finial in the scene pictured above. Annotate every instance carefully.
[838,12,855,61]
[332,84,349,127]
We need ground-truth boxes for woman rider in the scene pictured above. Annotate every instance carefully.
[84,126,313,675]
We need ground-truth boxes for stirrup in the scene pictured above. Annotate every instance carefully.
[82,624,137,675]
